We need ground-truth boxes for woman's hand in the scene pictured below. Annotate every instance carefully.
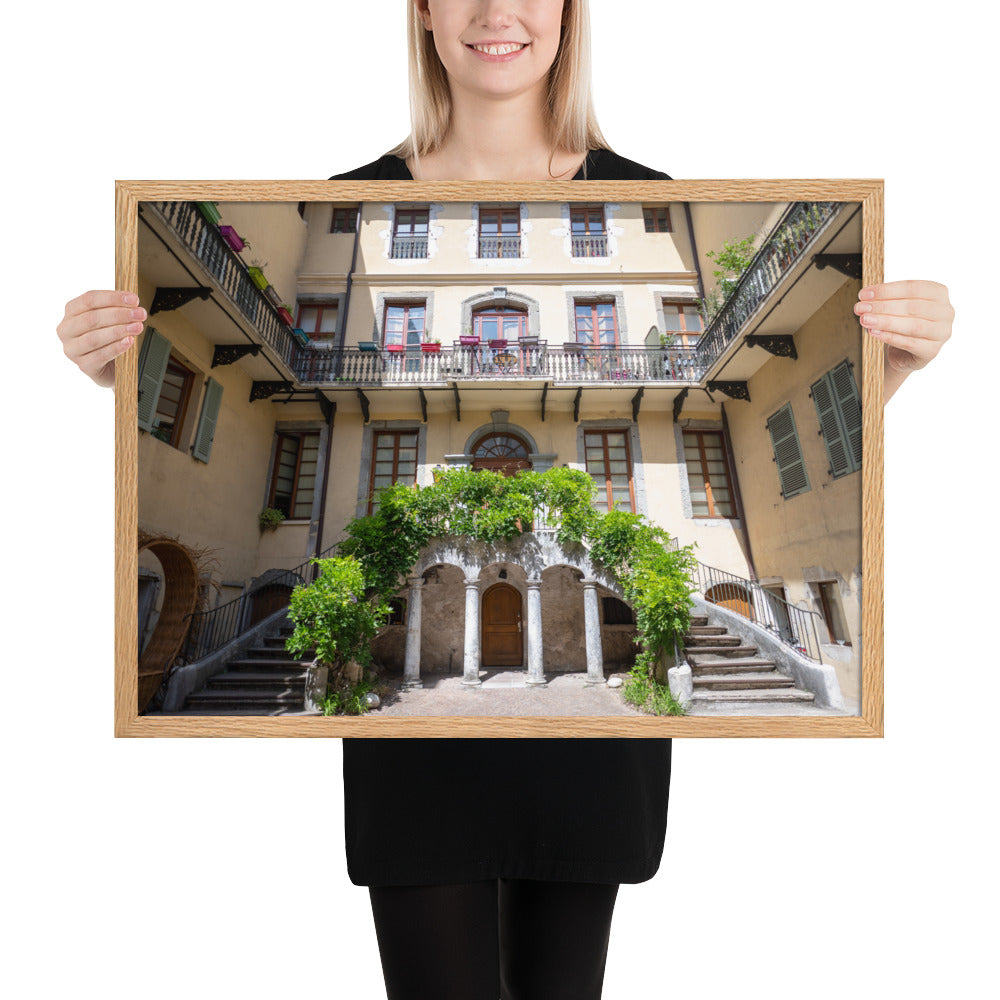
[854,280,953,403]
[57,290,146,389]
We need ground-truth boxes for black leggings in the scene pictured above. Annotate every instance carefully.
[368,878,620,1000]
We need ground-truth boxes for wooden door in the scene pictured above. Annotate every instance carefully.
[482,583,523,666]
[705,583,752,619]
[250,584,293,625]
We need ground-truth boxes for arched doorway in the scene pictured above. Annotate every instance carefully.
[705,583,752,619]
[482,582,523,667]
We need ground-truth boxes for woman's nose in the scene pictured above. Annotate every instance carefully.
[476,0,516,30]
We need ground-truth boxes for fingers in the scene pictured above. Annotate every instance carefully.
[857,279,951,302]
[57,289,145,388]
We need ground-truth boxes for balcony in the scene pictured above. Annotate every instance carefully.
[571,234,608,257]
[390,235,429,259]
[478,235,522,258]
[292,341,704,386]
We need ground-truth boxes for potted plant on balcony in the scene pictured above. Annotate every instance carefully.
[263,284,283,308]
[277,305,295,326]
[291,328,311,347]
[386,342,405,353]
[259,506,286,532]
[459,327,479,346]
[197,201,221,224]
[248,265,269,291]
[421,338,442,354]
[218,226,249,253]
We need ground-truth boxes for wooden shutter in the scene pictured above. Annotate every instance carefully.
[831,360,862,470]
[191,377,223,464]
[812,362,862,478]
[767,404,810,499]
[136,328,171,432]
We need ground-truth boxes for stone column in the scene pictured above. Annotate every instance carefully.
[525,578,546,685]
[402,577,424,689]
[462,576,482,686]
[581,578,605,685]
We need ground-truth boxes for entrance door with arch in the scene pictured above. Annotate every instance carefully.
[481,582,523,667]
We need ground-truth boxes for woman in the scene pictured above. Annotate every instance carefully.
[57,3,953,997]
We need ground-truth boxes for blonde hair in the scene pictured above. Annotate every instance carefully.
[387,0,611,176]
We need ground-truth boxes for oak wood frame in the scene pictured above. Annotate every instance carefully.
[115,179,884,739]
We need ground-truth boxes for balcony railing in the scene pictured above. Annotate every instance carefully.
[390,235,429,259]
[696,201,838,372]
[147,201,299,369]
[478,235,522,258]
[571,234,608,257]
[293,341,705,385]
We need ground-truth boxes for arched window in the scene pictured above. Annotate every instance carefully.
[473,306,528,342]
[472,433,531,475]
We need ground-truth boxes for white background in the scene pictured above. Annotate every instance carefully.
[4,2,997,997]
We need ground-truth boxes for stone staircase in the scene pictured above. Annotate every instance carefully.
[683,614,817,713]
[182,624,315,715]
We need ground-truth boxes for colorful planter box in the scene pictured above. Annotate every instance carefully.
[277,307,294,326]
[218,226,247,252]
[263,285,282,307]
[248,267,269,291]
[459,335,479,346]
[421,342,441,353]
[488,339,508,350]
[358,341,378,353]
[386,344,405,353]
[197,202,221,224]
[290,328,310,346]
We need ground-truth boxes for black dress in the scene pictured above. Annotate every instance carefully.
[333,148,673,887]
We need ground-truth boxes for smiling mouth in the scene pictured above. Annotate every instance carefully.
[467,42,529,56]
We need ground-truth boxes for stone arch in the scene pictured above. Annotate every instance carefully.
[461,415,540,459]
[461,289,541,339]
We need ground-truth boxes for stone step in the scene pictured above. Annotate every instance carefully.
[685,644,759,659]
[244,644,301,659]
[689,688,816,703]
[693,672,796,691]
[207,671,309,689]
[690,659,778,675]
[685,626,728,636]
[685,633,742,647]
[689,615,708,627]
[185,689,306,708]
[226,657,313,671]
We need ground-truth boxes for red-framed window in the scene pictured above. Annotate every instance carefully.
[369,430,419,513]
[478,205,520,258]
[643,206,672,232]
[296,302,339,344]
[383,302,427,348]
[584,430,635,513]
[473,306,528,341]
[570,204,607,257]
[151,356,195,448]
[331,204,358,234]
[574,300,619,346]
[682,430,735,518]
[391,207,429,258]
[268,431,321,520]
[662,302,704,346]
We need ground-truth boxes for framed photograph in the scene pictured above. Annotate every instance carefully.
[114,180,883,738]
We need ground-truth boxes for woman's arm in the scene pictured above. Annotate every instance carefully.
[57,289,147,389]
[854,280,954,403]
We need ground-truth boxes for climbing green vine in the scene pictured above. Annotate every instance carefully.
[287,467,696,715]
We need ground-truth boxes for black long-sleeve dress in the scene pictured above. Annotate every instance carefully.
[332,148,673,887]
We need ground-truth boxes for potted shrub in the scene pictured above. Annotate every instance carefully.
[259,507,286,532]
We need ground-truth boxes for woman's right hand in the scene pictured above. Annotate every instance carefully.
[57,290,147,389]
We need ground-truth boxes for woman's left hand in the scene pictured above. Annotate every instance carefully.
[854,280,954,401]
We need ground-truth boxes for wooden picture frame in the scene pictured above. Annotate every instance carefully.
[115,180,883,738]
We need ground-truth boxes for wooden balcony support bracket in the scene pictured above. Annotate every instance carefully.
[316,392,334,423]
[150,286,213,315]
[540,381,550,422]
[813,253,863,280]
[744,334,798,360]
[419,388,428,424]
[250,380,294,402]
[212,344,261,368]
[573,387,583,423]
[706,380,750,403]
[451,382,462,422]
[672,387,689,424]
[631,386,644,423]
[356,388,371,424]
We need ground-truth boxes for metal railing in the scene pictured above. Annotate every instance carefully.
[178,542,339,665]
[696,201,838,372]
[694,561,825,664]
[390,235,429,259]
[293,342,704,385]
[478,235,522,258]
[148,201,299,369]
[571,234,608,257]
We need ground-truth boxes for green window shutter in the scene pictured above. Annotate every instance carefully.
[136,328,171,432]
[767,403,810,499]
[811,372,851,478]
[831,360,862,471]
[191,377,223,464]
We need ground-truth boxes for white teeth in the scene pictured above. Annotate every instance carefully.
[472,43,526,55]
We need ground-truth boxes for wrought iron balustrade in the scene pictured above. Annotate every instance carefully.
[390,235,429,259]
[696,201,838,371]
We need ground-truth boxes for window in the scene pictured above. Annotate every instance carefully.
[136,327,222,461]
[268,431,320,519]
[473,306,527,341]
[369,430,419,513]
[584,430,635,512]
[478,206,520,257]
[683,430,735,517]
[602,597,634,625]
[331,204,358,234]
[391,207,429,258]
[643,206,672,232]
[815,581,850,644]
[766,403,810,499]
[811,360,862,479]
[296,302,339,345]
[574,300,619,346]
[383,302,427,348]
[570,204,607,257]
[662,302,704,346]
